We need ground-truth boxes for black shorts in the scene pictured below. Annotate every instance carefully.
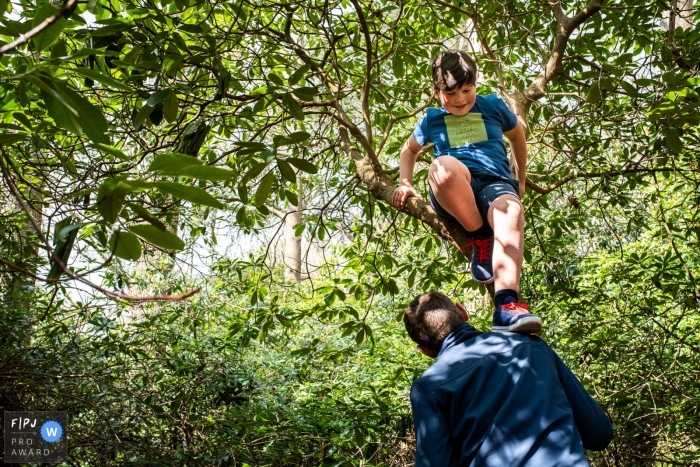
[429,173,520,224]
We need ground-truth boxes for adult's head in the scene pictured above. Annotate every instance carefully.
[431,50,478,92]
[404,292,469,358]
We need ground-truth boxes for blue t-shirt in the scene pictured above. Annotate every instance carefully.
[413,94,518,178]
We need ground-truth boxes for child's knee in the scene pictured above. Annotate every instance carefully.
[429,156,469,188]
[490,195,523,219]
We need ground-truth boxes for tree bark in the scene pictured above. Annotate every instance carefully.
[270,172,304,282]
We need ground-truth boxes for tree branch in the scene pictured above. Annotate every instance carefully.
[526,166,687,195]
[0,0,78,56]
[511,0,603,130]
[349,0,374,145]
[339,128,475,258]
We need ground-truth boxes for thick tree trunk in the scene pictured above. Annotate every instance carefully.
[271,172,304,282]
[282,174,303,282]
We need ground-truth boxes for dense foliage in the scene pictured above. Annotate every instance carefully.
[1,0,699,464]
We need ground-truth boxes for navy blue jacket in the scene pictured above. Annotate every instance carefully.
[411,324,612,466]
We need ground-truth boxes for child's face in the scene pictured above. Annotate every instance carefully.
[435,83,477,116]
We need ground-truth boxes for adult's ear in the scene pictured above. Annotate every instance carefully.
[417,345,438,359]
[455,302,469,322]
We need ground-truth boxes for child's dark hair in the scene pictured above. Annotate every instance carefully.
[431,50,478,91]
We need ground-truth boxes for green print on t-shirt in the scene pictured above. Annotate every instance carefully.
[444,113,488,147]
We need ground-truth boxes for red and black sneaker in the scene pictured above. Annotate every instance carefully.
[460,237,494,284]
[492,302,542,333]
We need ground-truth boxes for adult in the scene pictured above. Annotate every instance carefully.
[404,292,612,466]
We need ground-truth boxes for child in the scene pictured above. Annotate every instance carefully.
[392,50,541,333]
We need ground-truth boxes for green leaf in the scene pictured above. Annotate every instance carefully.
[355,328,365,345]
[96,178,127,224]
[291,87,317,101]
[293,222,304,236]
[287,131,311,144]
[90,143,129,161]
[147,89,171,106]
[277,131,311,146]
[179,23,203,33]
[149,153,202,171]
[172,32,187,51]
[277,159,297,183]
[129,224,185,251]
[620,80,638,98]
[285,189,299,206]
[48,220,82,279]
[586,81,601,104]
[268,72,284,86]
[281,93,305,120]
[12,112,31,129]
[163,89,178,123]
[127,202,166,231]
[17,80,27,106]
[52,80,109,144]
[108,230,142,260]
[240,161,269,185]
[288,64,310,86]
[159,165,235,181]
[635,78,660,87]
[666,127,683,153]
[234,141,267,150]
[72,68,132,91]
[0,133,28,145]
[86,0,101,15]
[149,106,163,126]
[156,181,224,208]
[286,157,318,174]
[392,53,404,78]
[41,89,81,135]
[32,4,67,51]
[254,172,275,207]
[91,22,132,36]
[133,105,154,126]
[238,184,249,204]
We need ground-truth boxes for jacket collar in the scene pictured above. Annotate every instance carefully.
[437,323,482,358]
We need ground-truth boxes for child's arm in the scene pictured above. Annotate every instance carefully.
[503,122,527,198]
[392,135,425,208]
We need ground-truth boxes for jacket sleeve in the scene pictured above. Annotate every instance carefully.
[552,351,613,451]
[410,381,453,467]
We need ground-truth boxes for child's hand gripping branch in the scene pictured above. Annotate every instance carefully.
[392,50,541,334]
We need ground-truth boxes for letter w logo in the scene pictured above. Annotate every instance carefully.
[46,427,58,437]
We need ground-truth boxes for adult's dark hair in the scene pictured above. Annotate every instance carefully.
[431,50,478,92]
[404,292,465,352]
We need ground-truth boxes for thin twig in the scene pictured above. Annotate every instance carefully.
[0,0,78,56]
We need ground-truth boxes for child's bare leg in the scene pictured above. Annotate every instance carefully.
[489,193,540,333]
[428,156,482,230]
[488,194,524,293]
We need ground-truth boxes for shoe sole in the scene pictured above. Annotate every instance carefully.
[492,316,543,334]
[471,273,495,285]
